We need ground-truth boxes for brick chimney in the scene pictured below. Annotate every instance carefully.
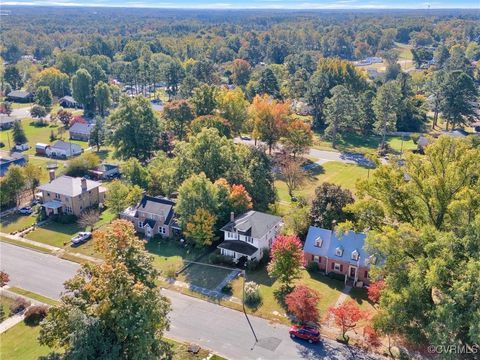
[230,211,235,222]
[81,177,87,192]
[49,169,55,182]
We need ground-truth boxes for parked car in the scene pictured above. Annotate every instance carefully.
[18,207,32,215]
[71,232,92,246]
[289,325,320,343]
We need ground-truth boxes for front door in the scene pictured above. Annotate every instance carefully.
[349,266,356,278]
[146,226,152,237]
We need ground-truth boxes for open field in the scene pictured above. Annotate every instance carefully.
[312,133,416,155]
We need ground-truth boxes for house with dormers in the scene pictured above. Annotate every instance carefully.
[303,226,376,286]
[218,211,282,262]
[121,195,180,238]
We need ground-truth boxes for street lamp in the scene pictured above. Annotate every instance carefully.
[242,268,258,344]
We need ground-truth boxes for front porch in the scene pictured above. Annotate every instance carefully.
[218,240,258,262]
[42,200,63,216]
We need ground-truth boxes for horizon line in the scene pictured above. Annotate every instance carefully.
[1,3,479,10]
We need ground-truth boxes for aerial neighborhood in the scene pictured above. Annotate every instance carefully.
[0,5,479,360]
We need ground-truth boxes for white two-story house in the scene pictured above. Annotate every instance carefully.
[218,210,282,262]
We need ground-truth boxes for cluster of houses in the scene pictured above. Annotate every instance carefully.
[34,169,375,288]
[354,56,383,66]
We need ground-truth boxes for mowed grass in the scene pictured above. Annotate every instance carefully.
[0,322,52,360]
[145,239,207,274]
[0,118,89,156]
[0,214,36,234]
[312,133,416,155]
[229,267,344,324]
[276,161,369,207]
[8,287,59,306]
[1,295,16,317]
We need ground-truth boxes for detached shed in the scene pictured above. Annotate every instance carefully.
[7,90,33,103]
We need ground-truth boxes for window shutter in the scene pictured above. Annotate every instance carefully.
[331,262,334,270]
[340,264,343,272]
[312,254,314,261]
[364,271,368,278]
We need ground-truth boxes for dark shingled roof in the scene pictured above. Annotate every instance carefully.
[138,195,175,225]
[220,211,282,239]
[7,90,31,98]
[218,240,258,256]
[144,219,156,228]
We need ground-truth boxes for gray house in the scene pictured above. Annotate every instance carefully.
[0,115,17,130]
[69,122,94,141]
[7,90,33,103]
[59,96,82,109]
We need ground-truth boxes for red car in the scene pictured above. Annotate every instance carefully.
[289,325,320,343]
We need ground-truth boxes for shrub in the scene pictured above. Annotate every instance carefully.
[24,305,49,326]
[164,265,177,279]
[244,281,261,307]
[259,247,270,265]
[51,213,77,224]
[221,283,232,295]
[10,297,31,314]
[306,261,319,272]
[328,272,346,282]
[246,259,260,271]
[209,252,234,266]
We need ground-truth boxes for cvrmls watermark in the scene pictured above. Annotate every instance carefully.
[428,344,479,354]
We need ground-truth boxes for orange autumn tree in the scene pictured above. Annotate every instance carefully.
[229,184,253,214]
[249,94,290,154]
[285,285,321,324]
[367,280,385,304]
[329,300,365,343]
[267,235,304,291]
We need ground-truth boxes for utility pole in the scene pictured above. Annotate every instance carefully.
[242,269,258,344]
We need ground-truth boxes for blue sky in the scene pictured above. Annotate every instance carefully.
[2,0,479,8]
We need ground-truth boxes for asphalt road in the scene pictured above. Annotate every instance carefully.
[1,242,381,359]
[0,242,80,298]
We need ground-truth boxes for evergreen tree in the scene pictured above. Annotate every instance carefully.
[12,121,27,144]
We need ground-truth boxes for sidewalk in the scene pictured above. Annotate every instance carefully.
[0,231,100,263]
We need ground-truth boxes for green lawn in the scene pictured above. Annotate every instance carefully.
[145,238,207,274]
[11,102,34,109]
[27,157,67,183]
[25,221,84,247]
[229,267,345,324]
[313,133,416,155]
[0,118,90,156]
[1,295,16,318]
[0,322,52,360]
[8,287,59,306]
[0,214,36,234]
[166,338,211,360]
[276,161,369,208]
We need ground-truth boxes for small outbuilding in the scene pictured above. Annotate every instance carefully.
[6,90,33,103]
[59,96,82,109]
[69,122,94,141]
[0,115,17,130]
[36,143,51,156]
[49,141,83,158]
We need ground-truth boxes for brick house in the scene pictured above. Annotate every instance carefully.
[121,195,180,238]
[38,175,106,217]
[303,226,377,286]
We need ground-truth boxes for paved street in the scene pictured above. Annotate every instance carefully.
[0,241,80,299]
[1,242,381,359]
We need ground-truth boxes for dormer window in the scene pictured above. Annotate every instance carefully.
[351,250,359,261]
[335,246,344,257]
[314,237,323,247]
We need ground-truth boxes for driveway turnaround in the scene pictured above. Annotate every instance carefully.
[1,242,381,359]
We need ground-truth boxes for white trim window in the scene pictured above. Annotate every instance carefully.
[314,255,320,263]
[334,263,341,272]
[158,226,166,235]
[138,221,144,228]
[335,247,344,257]
[314,237,323,247]
[351,250,359,261]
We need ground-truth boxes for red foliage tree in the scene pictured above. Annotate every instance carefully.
[267,235,304,290]
[363,324,381,348]
[0,271,10,287]
[368,280,385,304]
[329,300,364,341]
[285,285,321,324]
